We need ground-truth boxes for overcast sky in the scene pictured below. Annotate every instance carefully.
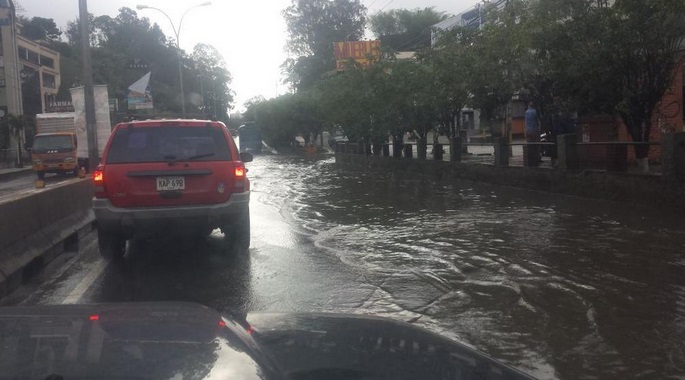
[15,0,480,111]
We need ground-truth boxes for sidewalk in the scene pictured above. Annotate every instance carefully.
[0,166,33,182]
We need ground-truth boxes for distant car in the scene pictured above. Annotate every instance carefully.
[238,122,262,153]
[92,119,252,260]
[328,130,348,148]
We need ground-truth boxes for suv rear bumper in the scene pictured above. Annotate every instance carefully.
[93,192,249,237]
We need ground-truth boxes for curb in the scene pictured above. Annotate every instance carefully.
[0,210,94,300]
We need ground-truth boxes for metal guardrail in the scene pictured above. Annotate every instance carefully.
[575,141,661,146]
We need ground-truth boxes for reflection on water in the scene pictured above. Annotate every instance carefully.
[249,154,685,380]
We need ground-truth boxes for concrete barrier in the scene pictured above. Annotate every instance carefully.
[0,178,94,298]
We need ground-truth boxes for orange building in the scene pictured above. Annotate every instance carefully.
[580,61,684,164]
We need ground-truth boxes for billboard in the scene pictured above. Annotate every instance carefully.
[128,71,153,110]
[334,40,381,71]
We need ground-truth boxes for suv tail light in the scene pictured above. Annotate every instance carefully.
[234,166,245,178]
[93,165,107,198]
[233,162,249,193]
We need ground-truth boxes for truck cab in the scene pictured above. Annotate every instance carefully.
[30,132,79,179]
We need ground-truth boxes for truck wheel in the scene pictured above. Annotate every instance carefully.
[97,227,126,260]
[36,171,45,180]
[221,208,250,253]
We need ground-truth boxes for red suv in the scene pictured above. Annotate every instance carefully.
[92,119,252,259]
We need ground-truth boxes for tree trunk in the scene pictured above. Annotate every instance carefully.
[417,139,427,159]
[625,118,651,172]
[372,142,382,156]
[392,137,403,158]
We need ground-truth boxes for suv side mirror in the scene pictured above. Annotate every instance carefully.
[239,152,253,163]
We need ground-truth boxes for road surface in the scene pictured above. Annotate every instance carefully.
[2,154,684,380]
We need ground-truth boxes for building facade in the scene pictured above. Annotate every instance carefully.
[0,0,23,118]
[0,0,61,118]
[17,35,61,114]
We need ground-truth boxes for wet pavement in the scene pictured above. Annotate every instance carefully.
[2,154,685,379]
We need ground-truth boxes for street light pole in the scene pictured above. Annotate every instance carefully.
[79,0,99,172]
[136,2,211,117]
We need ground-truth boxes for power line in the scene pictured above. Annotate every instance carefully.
[379,0,396,12]
[367,0,381,9]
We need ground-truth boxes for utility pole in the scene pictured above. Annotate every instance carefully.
[137,2,212,117]
[79,0,98,172]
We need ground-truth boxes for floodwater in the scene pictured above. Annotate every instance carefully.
[248,154,685,379]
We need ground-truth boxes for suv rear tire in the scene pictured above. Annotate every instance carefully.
[222,208,250,252]
[97,227,126,260]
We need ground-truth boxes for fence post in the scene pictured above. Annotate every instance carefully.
[382,144,390,157]
[494,137,509,167]
[662,132,685,187]
[459,130,468,154]
[558,134,579,171]
[523,143,540,167]
[450,136,462,162]
[392,139,403,158]
[403,144,413,158]
[605,144,628,172]
[433,144,444,160]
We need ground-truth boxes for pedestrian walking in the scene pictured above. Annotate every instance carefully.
[525,101,541,165]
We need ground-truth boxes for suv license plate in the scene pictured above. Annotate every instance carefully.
[156,176,185,191]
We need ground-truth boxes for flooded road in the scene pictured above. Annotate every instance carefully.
[249,154,685,379]
[4,153,684,379]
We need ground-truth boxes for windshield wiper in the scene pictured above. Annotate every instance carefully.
[165,153,214,166]
[164,155,178,166]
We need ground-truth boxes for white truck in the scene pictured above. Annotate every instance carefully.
[31,85,112,179]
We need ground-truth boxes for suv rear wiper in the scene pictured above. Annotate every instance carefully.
[164,155,178,166]
[165,153,215,166]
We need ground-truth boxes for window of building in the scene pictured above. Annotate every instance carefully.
[18,47,27,61]
[42,72,56,89]
[27,50,39,65]
[40,55,54,68]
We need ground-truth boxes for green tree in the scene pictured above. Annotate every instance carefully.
[190,44,234,120]
[464,0,531,137]
[282,0,367,90]
[369,7,448,51]
[525,0,685,170]
[63,8,234,117]
[604,0,685,169]
[20,16,62,41]
[419,26,474,138]
[1,114,27,167]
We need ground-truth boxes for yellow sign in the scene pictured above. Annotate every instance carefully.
[334,40,381,71]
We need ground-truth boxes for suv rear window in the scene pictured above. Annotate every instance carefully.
[106,125,232,164]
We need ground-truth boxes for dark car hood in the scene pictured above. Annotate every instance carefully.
[249,313,536,380]
[0,302,282,380]
[0,303,535,380]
